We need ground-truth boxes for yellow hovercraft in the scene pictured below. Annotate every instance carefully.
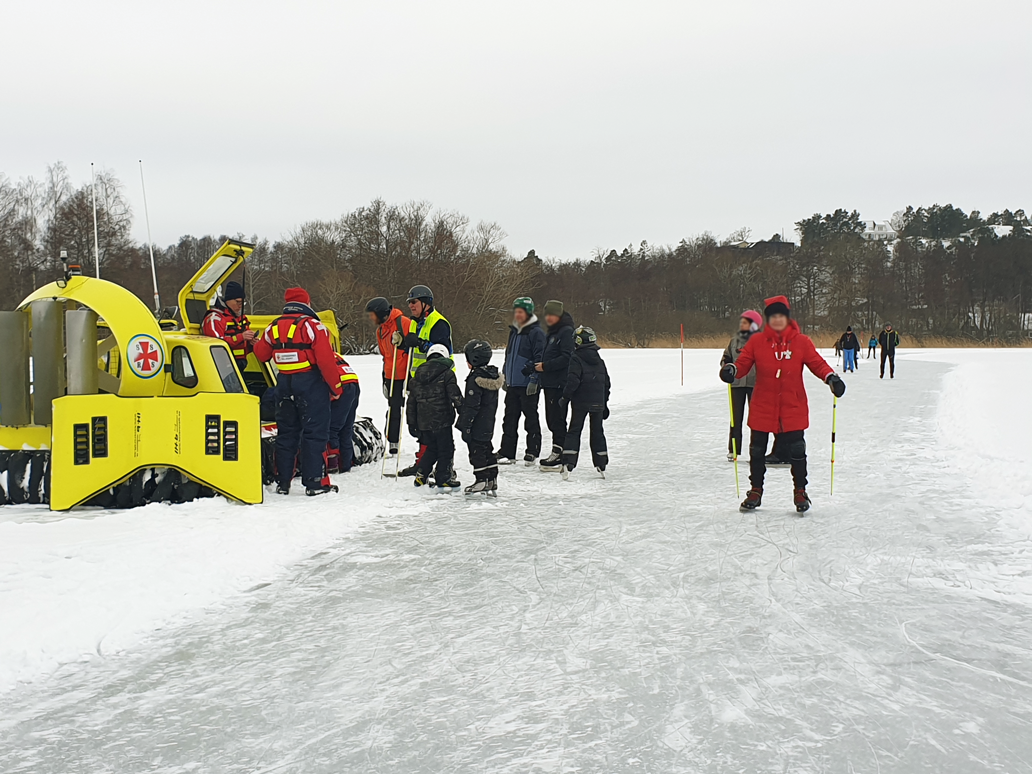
[0,239,371,511]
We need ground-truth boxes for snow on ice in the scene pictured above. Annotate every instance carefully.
[1,349,1031,773]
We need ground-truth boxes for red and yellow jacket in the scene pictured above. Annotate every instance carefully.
[202,306,252,362]
[254,303,341,396]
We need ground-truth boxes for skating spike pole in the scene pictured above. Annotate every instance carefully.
[680,323,685,386]
[395,363,411,479]
[381,345,399,478]
[830,395,838,495]
[728,384,740,498]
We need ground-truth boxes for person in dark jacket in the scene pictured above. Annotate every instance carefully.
[535,300,575,470]
[407,344,463,488]
[838,326,861,372]
[499,297,546,465]
[561,326,611,478]
[456,340,504,495]
[878,324,901,378]
[721,310,762,462]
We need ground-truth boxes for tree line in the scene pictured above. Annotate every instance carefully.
[2,164,1030,349]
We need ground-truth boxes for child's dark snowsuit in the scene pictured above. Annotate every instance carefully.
[407,356,463,482]
[562,343,611,471]
[456,365,504,482]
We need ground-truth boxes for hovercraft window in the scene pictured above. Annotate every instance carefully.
[170,346,199,389]
[211,346,245,393]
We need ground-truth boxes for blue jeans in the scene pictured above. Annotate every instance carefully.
[843,348,856,372]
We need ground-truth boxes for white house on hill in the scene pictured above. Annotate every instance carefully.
[862,220,897,242]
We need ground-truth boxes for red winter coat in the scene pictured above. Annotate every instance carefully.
[732,319,833,433]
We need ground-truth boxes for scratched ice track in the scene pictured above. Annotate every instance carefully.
[3,358,1032,773]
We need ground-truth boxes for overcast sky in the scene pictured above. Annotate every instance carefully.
[2,0,1030,258]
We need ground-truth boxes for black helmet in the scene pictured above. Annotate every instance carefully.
[407,285,433,304]
[574,325,598,348]
[463,339,492,367]
[365,296,391,322]
[365,295,392,321]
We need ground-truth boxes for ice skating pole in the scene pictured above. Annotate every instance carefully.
[395,362,411,479]
[680,324,684,386]
[830,395,838,495]
[728,384,740,498]
[381,345,398,478]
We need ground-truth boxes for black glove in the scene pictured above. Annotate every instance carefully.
[408,424,418,438]
[826,373,846,398]
[521,362,537,377]
[526,382,538,396]
[719,363,737,384]
[603,407,610,420]
[401,332,420,350]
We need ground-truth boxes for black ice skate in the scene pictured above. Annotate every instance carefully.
[540,448,563,472]
[523,453,537,467]
[740,487,763,511]
[794,488,811,513]
[464,479,498,497]
[306,484,338,497]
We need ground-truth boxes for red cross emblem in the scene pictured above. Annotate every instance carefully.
[127,334,164,379]
[135,340,159,372]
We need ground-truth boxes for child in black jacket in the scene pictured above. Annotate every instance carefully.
[456,340,504,495]
[407,344,463,488]
[561,326,611,478]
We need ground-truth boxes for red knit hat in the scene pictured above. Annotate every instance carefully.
[284,287,310,305]
[763,295,791,318]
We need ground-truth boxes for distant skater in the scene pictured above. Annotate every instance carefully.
[721,310,762,462]
[879,323,901,379]
[868,334,877,359]
[838,326,860,373]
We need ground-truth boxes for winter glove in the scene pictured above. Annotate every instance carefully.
[719,363,737,384]
[382,382,390,399]
[526,382,538,396]
[391,331,404,346]
[603,406,610,420]
[826,373,846,398]
[401,332,420,350]
[559,397,568,410]
[521,362,537,377]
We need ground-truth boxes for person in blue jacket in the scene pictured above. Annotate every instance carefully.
[499,297,546,465]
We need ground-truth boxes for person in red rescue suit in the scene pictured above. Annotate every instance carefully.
[720,295,846,513]
[365,297,413,456]
[254,287,342,497]
[201,280,254,371]
[326,353,361,474]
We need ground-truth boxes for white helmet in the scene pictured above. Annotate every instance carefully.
[426,343,451,361]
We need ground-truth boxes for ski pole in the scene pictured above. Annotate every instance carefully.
[830,395,838,495]
[381,345,398,478]
[395,363,411,479]
[727,384,740,498]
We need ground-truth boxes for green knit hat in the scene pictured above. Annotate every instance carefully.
[543,300,564,317]
[513,297,534,314]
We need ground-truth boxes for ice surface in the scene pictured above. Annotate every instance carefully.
[1,349,1031,772]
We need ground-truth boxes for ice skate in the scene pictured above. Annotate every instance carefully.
[523,453,537,467]
[539,448,563,471]
[794,488,811,513]
[496,457,517,466]
[305,484,338,497]
[275,484,290,496]
[740,487,762,511]
[398,463,419,477]
[595,466,606,479]
[464,479,497,497]
[726,453,736,463]
[413,471,429,487]
[561,465,571,481]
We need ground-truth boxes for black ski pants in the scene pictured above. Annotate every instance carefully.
[383,377,406,444]
[417,427,455,482]
[880,350,895,377]
[543,387,568,452]
[563,405,607,470]
[867,345,876,359]
[749,429,807,490]
[465,438,497,481]
[500,385,542,459]
[728,386,752,456]
[275,371,331,489]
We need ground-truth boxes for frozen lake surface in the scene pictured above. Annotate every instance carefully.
[2,349,1031,772]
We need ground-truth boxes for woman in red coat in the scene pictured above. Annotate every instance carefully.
[720,296,846,513]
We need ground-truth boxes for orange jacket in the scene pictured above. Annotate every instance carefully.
[376,307,413,381]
